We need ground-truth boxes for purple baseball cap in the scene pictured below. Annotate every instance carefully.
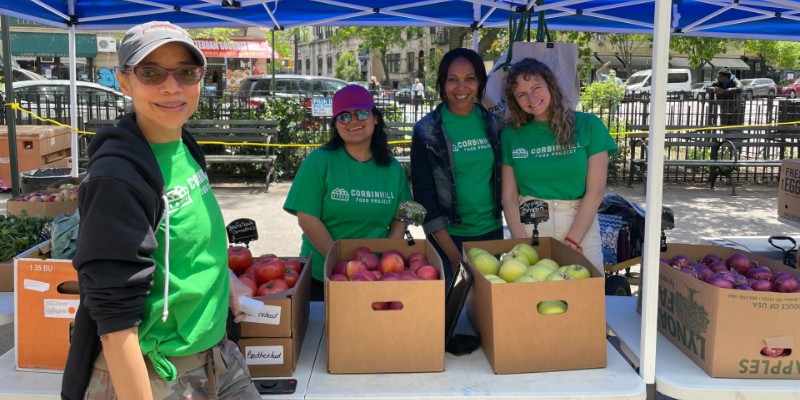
[118,21,206,68]
[332,84,375,116]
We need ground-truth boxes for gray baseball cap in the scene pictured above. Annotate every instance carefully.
[118,21,206,68]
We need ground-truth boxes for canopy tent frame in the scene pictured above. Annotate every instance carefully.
[4,1,800,399]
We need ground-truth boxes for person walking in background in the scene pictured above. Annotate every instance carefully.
[410,48,503,284]
[596,61,624,86]
[369,75,382,95]
[412,77,425,118]
[62,21,260,400]
[284,84,411,301]
[502,58,617,271]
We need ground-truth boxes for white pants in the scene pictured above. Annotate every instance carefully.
[520,196,603,275]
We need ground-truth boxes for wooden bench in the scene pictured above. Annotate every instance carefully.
[387,121,414,165]
[626,125,800,195]
[83,118,279,191]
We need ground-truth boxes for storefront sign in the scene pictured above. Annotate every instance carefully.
[193,39,280,59]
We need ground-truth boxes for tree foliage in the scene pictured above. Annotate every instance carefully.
[265,29,298,61]
[332,27,422,85]
[597,34,652,78]
[561,31,596,80]
[446,28,503,56]
[187,28,238,42]
[335,51,361,82]
[742,40,800,70]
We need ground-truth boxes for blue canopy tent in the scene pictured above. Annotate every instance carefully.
[1,1,798,398]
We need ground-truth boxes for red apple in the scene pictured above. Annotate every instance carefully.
[330,273,348,281]
[380,272,401,281]
[398,270,418,280]
[256,279,289,296]
[351,246,373,261]
[345,260,368,279]
[382,249,406,264]
[409,259,428,273]
[379,253,405,275]
[416,265,440,280]
[371,270,382,280]
[407,251,427,265]
[359,253,380,271]
[333,260,348,275]
[351,270,377,281]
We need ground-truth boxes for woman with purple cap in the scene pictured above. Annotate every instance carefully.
[61,21,260,400]
[284,84,411,300]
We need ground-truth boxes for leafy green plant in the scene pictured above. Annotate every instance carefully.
[259,98,307,180]
[0,212,51,262]
[579,80,625,114]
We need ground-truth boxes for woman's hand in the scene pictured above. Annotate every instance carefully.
[229,269,253,323]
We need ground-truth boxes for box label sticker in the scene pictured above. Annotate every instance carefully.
[23,279,50,292]
[44,299,79,318]
[244,345,284,365]
[657,279,709,360]
[243,304,281,325]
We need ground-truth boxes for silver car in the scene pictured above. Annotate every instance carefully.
[739,78,777,99]
[7,80,131,121]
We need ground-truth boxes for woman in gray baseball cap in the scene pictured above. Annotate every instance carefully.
[62,21,260,400]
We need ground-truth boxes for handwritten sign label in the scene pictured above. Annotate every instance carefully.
[243,304,282,325]
[311,98,333,117]
[245,345,285,365]
[227,218,258,245]
[519,200,549,225]
[395,200,427,225]
[661,207,675,230]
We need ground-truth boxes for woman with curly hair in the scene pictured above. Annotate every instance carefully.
[501,58,617,271]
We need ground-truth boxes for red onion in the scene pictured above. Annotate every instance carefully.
[761,347,786,357]
[660,258,671,265]
[671,254,692,269]
[747,266,774,281]
[773,274,800,293]
[750,279,774,292]
[691,263,714,281]
[726,253,754,276]
[705,273,736,289]
[708,260,729,273]
[701,254,723,266]
[736,284,754,290]
[679,267,699,279]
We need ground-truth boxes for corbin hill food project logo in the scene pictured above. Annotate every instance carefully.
[166,186,193,213]
[331,188,350,201]
[512,148,529,159]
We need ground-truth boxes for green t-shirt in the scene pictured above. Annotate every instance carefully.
[283,147,412,281]
[141,140,229,379]
[501,112,617,200]
[441,105,500,236]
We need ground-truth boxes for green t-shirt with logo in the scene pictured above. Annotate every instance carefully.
[140,140,229,378]
[441,105,501,236]
[501,112,617,200]
[283,146,412,281]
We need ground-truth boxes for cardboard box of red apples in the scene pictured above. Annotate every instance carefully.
[324,238,445,374]
[463,238,607,374]
[228,249,311,377]
[655,243,800,379]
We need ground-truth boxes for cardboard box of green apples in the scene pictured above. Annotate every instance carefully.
[463,237,607,374]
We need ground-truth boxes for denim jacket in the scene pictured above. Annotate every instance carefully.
[410,103,503,235]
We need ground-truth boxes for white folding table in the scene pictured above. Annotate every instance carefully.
[606,295,800,400]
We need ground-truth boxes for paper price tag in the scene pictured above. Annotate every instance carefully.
[24,279,50,292]
[245,345,285,365]
[44,299,79,318]
[243,304,282,325]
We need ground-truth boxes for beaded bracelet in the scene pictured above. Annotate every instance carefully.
[564,236,583,252]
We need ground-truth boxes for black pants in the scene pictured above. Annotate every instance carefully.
[428,227,504,289]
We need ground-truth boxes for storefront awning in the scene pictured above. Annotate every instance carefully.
[706,57,750,70]
[194,39,281,59]
[9,32,97,58]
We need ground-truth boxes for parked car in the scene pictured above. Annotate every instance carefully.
[691,81,713,100]
[739,78,777,99]
[779,78,800,98]
[236,74,348,106]
[348,81,396,110]
[2,80,130,121]
[624,69,693,99]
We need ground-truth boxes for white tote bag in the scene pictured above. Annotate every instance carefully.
[482,42,580,121]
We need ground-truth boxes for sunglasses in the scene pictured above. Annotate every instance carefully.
[123,65,206,86]
[335,109,371,124]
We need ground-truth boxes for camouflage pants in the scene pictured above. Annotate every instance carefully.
[84,337,260,400]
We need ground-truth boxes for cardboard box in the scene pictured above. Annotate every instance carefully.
[0,260,13,292]
[45,175,86,192]
[656,243,800,379]
[0,125,72,189]
[240,257,311,338]
[778,158,800,224]
[463,238,607,374]
[239,314,308,377]
[6,198,78,218]
[324,239,445,374]
[14,241,78,372]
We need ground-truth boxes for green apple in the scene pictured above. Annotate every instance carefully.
[483,274,501,280]
[501,250,530,266]
[472,253,500,276]
[559,264,592,280]
[525,264,555,281]
[514,275,539,283]
[534,258,560,271]
[537,300,567,315]
[467,247,489,260]
[545,270,571,281]
[511,243,539,265]
[487,276,507,284]
[498,258,528,283]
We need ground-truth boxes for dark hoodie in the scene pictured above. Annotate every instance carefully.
[61,113,206,400]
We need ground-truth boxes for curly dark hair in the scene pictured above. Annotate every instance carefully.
[504,58,576,148]
[323,107,392,166]
[436,48,488,105]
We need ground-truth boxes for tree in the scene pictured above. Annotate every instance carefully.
[446,28,503,56]
[187,28,237,42]
[332,27,422,85]
[597,34,652,78]
[742,40,800,70]
[265,29,295,61]
[425,48,443,94]
[562,31,596,81]
[335,51,361,82]
[670,37,742,81]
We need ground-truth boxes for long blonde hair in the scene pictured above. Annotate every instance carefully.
[504,58,575,148]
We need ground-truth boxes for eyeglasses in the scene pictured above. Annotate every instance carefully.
[335,109,371,124]
[123,65,206,86]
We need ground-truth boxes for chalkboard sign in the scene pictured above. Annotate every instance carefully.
[661,206,675,230]
[519,200,549,225]
[227,218,258,246]
[395,201,427,226]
